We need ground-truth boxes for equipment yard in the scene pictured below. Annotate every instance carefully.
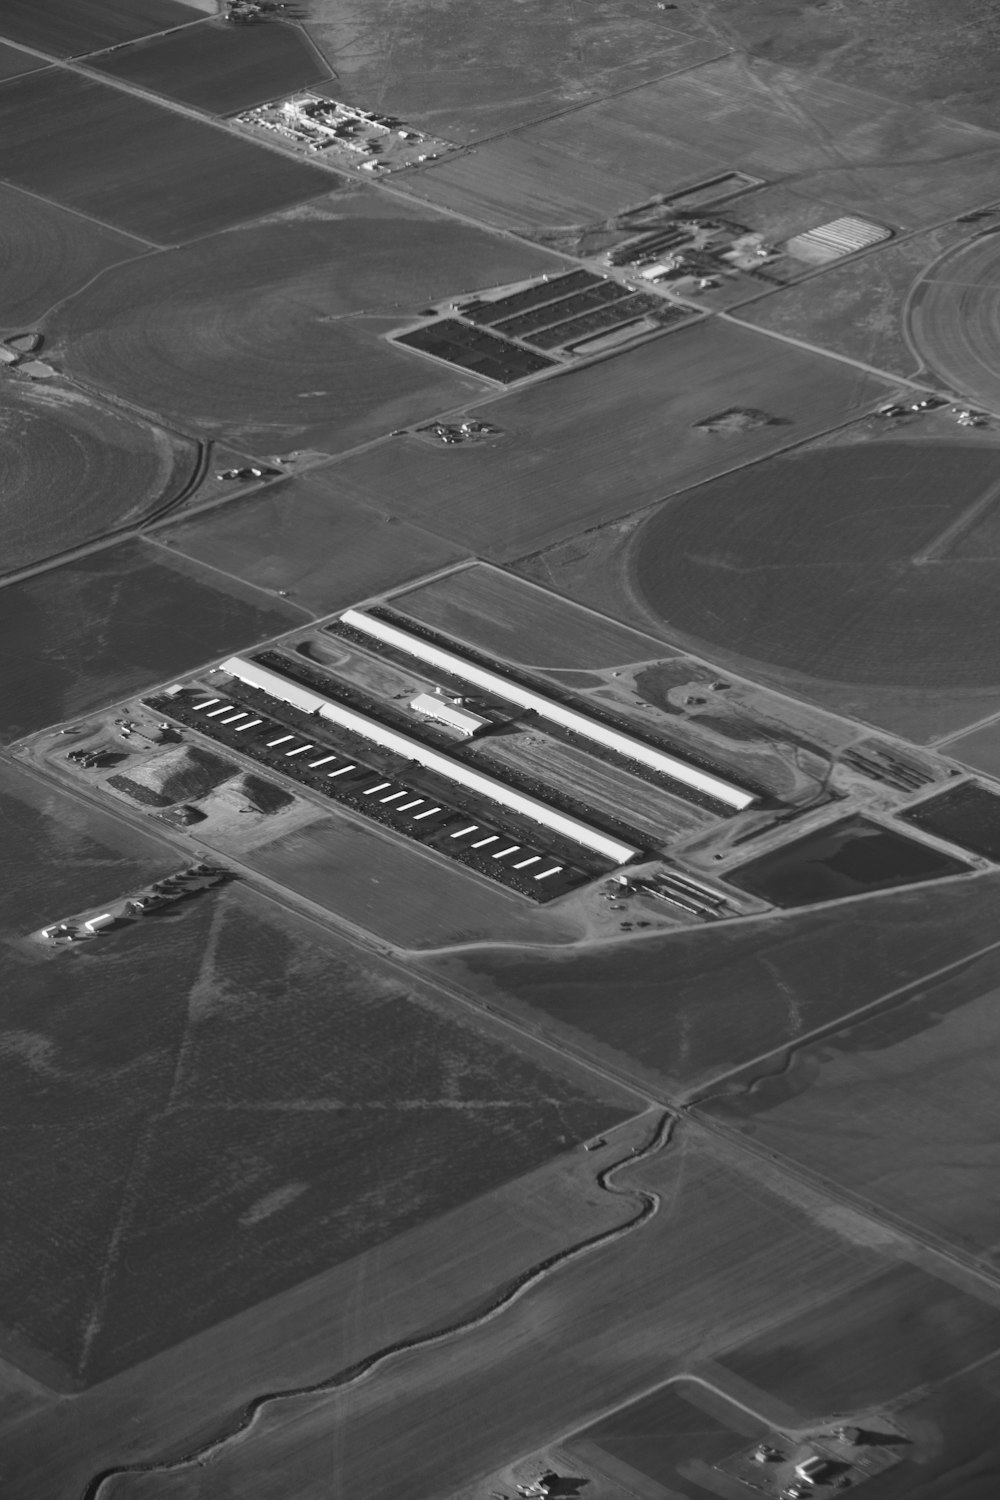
[5,3,1000,1498]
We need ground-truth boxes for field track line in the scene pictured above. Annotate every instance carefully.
[683,932,1000,1107]
[77,1110,677,1500]
[141,534,316,616]
[910,473,1000,564]
[0,177,164,249]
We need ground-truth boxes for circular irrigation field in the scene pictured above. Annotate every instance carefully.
[908,234,1000,412]
[0,382,195,573]
[631,440,1000,690]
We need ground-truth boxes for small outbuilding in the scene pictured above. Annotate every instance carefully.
[409,691,488,737]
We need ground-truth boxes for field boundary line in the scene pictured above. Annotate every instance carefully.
[140,533,316,617]
[0,176,165,249]
[68,15,214,63]
[78,1110,677,1500]
[718,309,934,391]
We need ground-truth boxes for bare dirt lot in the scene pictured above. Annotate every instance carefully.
[402,54,1000,232]
[303,0,721,142]
[0,70,334,245]
[161,473,469,614]
[91,18,332,116]
[52,190,560,452]
[324,318,888,559]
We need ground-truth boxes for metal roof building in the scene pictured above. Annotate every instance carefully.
[409,692,488,737]
[217,656,637,865]
[339,609,755,811]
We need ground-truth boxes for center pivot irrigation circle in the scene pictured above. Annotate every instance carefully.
[632,441,1000,690]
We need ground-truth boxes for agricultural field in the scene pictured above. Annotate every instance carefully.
[735,222,973,378]
[696,944,1000,1261]
[0,382,197,575]
[161,473,469,613]
[392,564,670,671]
[1,1114,651,1497]
[907,234,1000,412]
[0,41,41,80]
[236,812,587,950]
[52,190,560,452]
[0,0,203,57]
[0,852,630,1389]
[424,869,1000,1098]
[324,319,888,559]
[900,780,1000,860]
[402,55,1000,232]
[73,1131,951,1500]
[0,539,298,743]
[303,0,720,142]
[625,436,1000,742]
[0,182,147,326]
[940,718,1000,778]
[0,70,334,245]
[91,18,332,116]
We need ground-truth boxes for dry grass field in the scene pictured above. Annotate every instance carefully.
[325,319,888,560]
[74,1131,944,1500]
[735,223,971,378]
[0,0,202,56]
[161,474,469,614]
[0,539,298,743]
[941,719,1000,777]
[690,0,1000,133]
[426,869,1000,1098]
[91,19,332,116]
[0,181,147,324]
[403,54,1000,232]
[697,944,1000,1261]
[0,71,334,245]
[53,191,560,452]
[0,383,196,575]
[303,0,721,142]
[627,436,1000,741]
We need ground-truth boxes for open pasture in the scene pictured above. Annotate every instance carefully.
[161,474,468,614]
[0,539,297,743]
[0,869,628,1388]
[92,18,332,116]
[0,0,201,57]
[236,812,586,950]
[54,191,559,452]
[304,0,719,142]
[0,382,196,575]
[0,70,334,245]
[942,719,1000,779]
[697,944,1000,1262]
[427,870,1000,1098]
[0,182,147,326]
[325,319,887,560]
[83,1133,908,1500]
[908,234,1000,414]
[404,55,1000,232]
[630,438,1000,742]
[392,565,669,671]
